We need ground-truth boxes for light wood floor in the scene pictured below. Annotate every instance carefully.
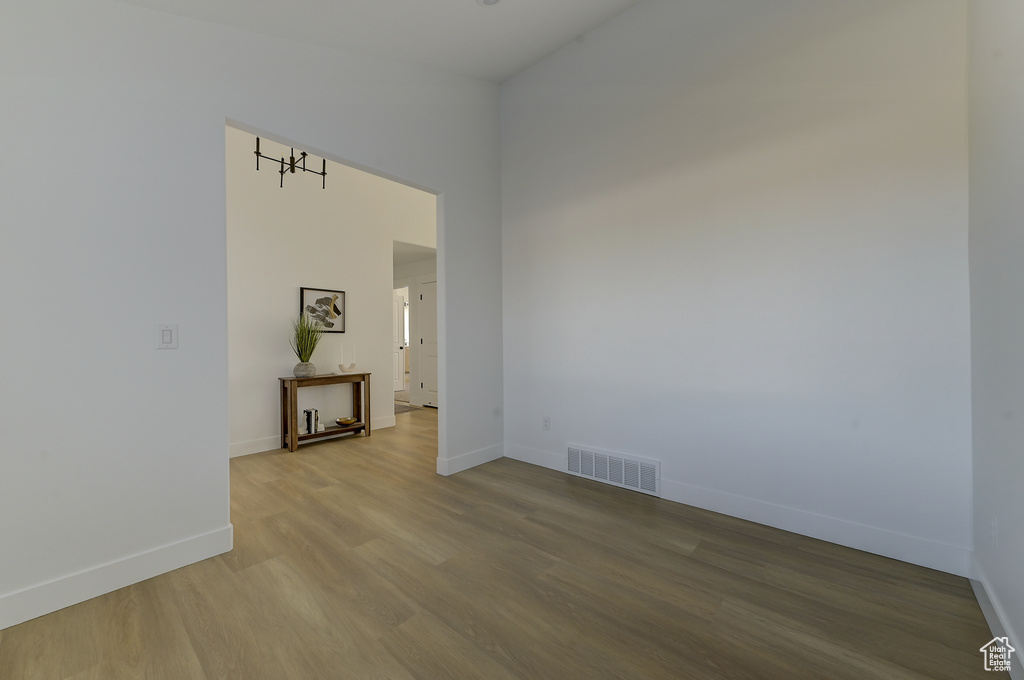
[1,408,994,679]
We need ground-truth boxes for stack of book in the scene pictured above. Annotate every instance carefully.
[302,408,320,434]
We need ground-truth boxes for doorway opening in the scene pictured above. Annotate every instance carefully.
[393,285,410,399]
[393,241,438,412]
[225,124,438,457]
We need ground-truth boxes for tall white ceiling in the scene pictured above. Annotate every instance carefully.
[118,0,643,83]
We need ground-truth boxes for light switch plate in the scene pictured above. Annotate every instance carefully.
[157,324,178,349]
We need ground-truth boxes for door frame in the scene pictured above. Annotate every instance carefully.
[393,287,408,392]
[393,270,436,408]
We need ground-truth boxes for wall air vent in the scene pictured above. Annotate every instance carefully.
[567,444,661,497]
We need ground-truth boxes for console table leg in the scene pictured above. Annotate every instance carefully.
[365,376,371,437]
[280,381,288,449]
[288,381,299,452]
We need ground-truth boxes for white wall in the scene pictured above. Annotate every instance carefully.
[969,0,1024,657]
[226,128,436,456]
[0,0,502,629]
[501,0,973,575]
[395,257,438,283]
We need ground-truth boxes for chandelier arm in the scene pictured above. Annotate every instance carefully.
[252,136,327,188]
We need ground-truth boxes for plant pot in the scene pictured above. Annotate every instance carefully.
[293,361,316,378]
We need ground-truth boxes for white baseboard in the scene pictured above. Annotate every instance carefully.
[660,478,971,577]
[503,443,970,577]
[972,558,1024,680]
[437,443,503,476]
[229,435,280,458]
[504,443,564,470]
[0,524,233,631]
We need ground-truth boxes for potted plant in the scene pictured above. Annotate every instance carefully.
[290,311,325,377]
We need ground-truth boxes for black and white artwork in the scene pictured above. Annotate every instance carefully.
[300,287,345,333]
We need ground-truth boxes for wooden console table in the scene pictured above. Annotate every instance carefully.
[279,373,371,452]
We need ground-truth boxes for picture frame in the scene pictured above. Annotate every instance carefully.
[300,287,345,333]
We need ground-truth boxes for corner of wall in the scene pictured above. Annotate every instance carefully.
[972,557,1024,680]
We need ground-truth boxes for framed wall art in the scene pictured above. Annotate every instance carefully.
[300,287,345,333]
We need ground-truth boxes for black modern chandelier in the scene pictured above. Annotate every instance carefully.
[254,137,326,188]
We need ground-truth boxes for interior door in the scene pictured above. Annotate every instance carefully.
[393,290,406,392]
[420,281,438,407]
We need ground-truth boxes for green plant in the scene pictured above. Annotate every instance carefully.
[290,311,325,362]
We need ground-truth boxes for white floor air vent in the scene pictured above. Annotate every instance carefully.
[567,444,661,497]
